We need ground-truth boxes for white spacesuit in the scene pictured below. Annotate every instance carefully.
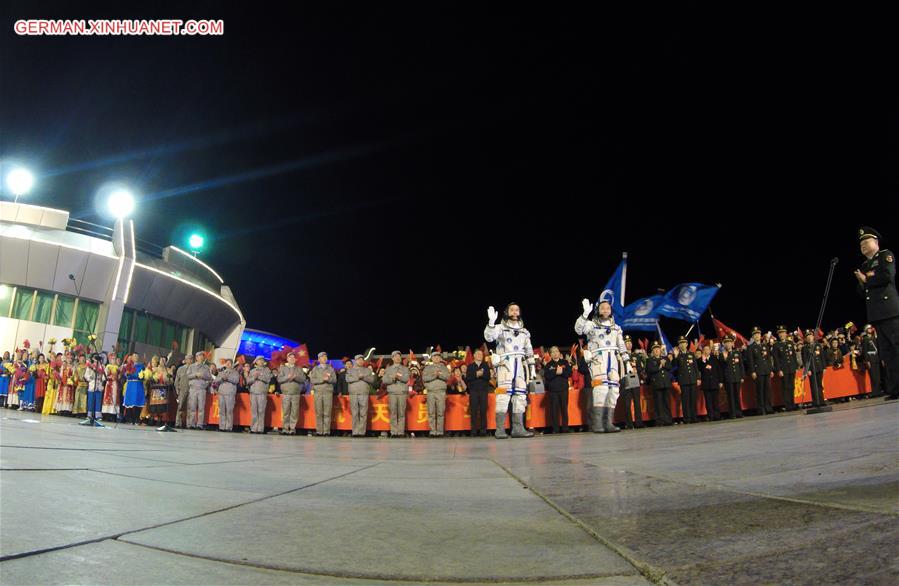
[484,303,535,438]
[575,299,629,433]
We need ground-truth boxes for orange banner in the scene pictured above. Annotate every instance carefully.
[189,357,869,430]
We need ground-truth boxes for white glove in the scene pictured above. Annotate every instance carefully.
[582,349,593,363]
[581,298,593,318]
[487,306,498,326]
[489,352,502,367]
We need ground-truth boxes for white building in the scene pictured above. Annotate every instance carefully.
[0,202,244,362]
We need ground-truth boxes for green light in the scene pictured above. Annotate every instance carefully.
[188,234,205,250]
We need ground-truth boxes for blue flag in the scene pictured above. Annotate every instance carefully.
[656,322,674,353]
[657,283,720,322]
[597,253,627,322]
[618,294,665,331]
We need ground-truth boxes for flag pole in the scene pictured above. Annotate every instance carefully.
[620,252,628,307]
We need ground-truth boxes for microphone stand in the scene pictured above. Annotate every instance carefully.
[805,258,838,414]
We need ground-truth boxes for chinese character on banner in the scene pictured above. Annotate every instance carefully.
[417,403,428,424]
[463,401,471,419]
[372,403,389,424]
[333,404,346,423]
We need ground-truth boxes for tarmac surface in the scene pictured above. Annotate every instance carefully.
[1,399,897,585]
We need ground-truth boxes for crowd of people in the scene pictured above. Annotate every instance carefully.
[2,226,895,438]
[0,319,889,438]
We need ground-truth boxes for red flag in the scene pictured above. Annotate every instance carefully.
[269,349,286,371]
[375,357,384,371]
[463,346,474,365]
[435,344,442,354]
[816,328,825,340]
[408,350,416,364]
[795,326,803,339]
[689,340,697,353]
[293,344,310,367]
[698,334,706,348]
[712,318,749,348]
[570,343,577,360]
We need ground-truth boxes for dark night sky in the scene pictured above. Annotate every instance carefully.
[2,3,897,356]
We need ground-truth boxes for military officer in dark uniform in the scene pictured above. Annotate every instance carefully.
[698,343,722,421]
[673,337,700,424]
[772,325,800,411]
[646,342,673,426]
[802,329,827,407]
[854,227,899,400]
[620,336,645,429]
[861,324,882,397]
[720,335,744,419]
[746,327,774,415]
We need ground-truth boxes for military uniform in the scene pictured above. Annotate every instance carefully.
[383,354,411,437]
[346,357,376,436]
[698,352,722,421]
[857,227,899,399]
[246,360,272,433]
[186,359,213,429]
[310,355,337,436]
[646,346,673,426]
[173,361,192,428]
[620,349,645,429]
[720,341,744,418]
[802,334,827,407]
[277,362,307,435]
[422,359,451,437]
[772,328,800,411]
[674,340,700,424]
[746,329,774,415]
[214,366,240,431]
[861,332,881,397]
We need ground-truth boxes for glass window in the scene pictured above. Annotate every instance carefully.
[147,317,163,347]
[54,295,75,327]
[134,312,148,343]
[75,300,99,333]
[0,285,14,317]
[12,288,34,320]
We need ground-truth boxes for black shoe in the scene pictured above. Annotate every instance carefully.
[885,395,899,401]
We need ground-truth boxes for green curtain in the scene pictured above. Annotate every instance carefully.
[33,291,55,324]
[118,309,134,340]
[134,313,148,343]
[147,317,163,347]
[0,285,14,317]
[54,296,75,327]
[12,288,34,320]
[163,322,175,350]
[75,300,99,333]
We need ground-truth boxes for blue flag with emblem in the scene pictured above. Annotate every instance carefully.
[618,294,665,331]
[597,253,627,322]
[657,283,721,322]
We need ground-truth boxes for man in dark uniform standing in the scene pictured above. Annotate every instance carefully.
[720,335,745,419]
[802,330,827,407]
[646,342,673,426]
[746,327,774,415]
[772,325,800,411]
[620,336,645,429]
[673,337,700,424]
[861,324,882,397]
[854,227,899,400]
[698,343,722,421]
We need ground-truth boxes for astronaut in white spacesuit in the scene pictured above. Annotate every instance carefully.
[484,302,535,439]
[575,299,629,433]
